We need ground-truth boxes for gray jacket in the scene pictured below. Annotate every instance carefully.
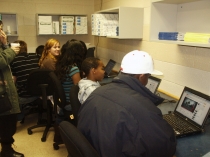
[0,46,20,115]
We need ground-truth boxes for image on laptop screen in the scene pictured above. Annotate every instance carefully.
[104,59,116,77]
[175,88,210,126]
[146,76,161,93]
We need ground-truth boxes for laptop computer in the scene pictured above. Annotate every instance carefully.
[104,59,117,78]
[163,86,210,138]
[146,76,161,93]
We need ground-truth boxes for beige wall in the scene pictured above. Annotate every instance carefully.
[1,0,94,52]
[2,0,210,98]
[94,0,210,98]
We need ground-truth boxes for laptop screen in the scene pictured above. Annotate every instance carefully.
[146,76,161,93]
[175,87,210,126]
[104,59,116,76]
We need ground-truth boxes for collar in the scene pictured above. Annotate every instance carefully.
[112,73,164,106]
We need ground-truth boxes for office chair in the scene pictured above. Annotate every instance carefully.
[59,121,100,157]
[86,47,95,58]
[48,71,70,150]
[69,84,81,126]
[26,69,55,142]
[19,98,42,124]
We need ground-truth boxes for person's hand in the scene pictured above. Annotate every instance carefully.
[0,30,8,45]
[11,46,20,55]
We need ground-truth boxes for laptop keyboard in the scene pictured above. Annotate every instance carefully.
[163,114,197,135]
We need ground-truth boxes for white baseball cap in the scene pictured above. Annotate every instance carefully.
[120,50,163,75]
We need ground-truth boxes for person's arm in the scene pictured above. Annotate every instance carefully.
[72,72,81,84]
[0,30,19,68]
[0,48,16,68]
[0,30,8,46]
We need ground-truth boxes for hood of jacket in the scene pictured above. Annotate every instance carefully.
[78,78,101,104]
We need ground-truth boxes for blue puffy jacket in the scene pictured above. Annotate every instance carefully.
[77,73,176,157]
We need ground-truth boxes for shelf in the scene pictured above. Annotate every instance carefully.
[37,14,88,35]
[152,0,201,4]
[95,7,119,13]
[92,7,143,39]
[150,0,210,48]
[0,13,18,36]
[151,39,210,48]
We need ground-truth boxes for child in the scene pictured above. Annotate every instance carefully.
[78,57,105,104]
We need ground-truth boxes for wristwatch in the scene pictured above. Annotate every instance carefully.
[3,42,10,49]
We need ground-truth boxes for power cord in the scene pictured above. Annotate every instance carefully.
[162,99,177,104]
[156,92,177,103]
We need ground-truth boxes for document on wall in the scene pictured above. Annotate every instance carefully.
[75,16,88,34]
[38,16,53,34]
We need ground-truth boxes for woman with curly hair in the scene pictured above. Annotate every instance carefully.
[53,40,85,143]
[39,38,60,70]
[55,40,85,104]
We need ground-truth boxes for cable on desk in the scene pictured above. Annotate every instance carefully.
[156,92,177,104]
[162,99,177,104]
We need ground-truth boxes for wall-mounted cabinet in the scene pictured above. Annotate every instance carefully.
[150,0,210,48]
[37,14,88,35]
[0,13,18,36]
[93,7,144,39]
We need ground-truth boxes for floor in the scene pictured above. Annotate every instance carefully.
[1,113,68,157]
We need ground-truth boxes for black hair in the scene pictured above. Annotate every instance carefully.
[36,45,44,58]
[14,40,27,53]
[69,39,88,57]
[55,40,85,81]
[79,40,88,58]
[81,57,100,77]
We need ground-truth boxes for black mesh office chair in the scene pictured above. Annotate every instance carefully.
[48,71,72,150]
[69,84,81,126]
[19,97,43,124]
[59,121,100,157]
[26,69,55,142]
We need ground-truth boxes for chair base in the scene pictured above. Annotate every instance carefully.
[53,122,64,150]
[27,123,54,142]
[53,109,76,150]
[27,100,54,142]
[53,142,63,150]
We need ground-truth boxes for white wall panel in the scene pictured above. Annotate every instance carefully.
[97,47,210,98]
[155,60,210,97]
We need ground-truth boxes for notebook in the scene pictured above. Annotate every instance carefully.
[163,86,210,138]
[104,59,117,78]
[146,76,161,93]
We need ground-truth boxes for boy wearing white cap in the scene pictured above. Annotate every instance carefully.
[77,50,176,157]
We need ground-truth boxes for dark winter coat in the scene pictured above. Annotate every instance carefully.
[77,74,176,157]
[0,46,20,116]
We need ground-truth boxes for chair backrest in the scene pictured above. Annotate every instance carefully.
[59,121,100,157]
[27,69,54,96]
[27,69,66,109]
[69,84,81,126]
[48,72,66,109]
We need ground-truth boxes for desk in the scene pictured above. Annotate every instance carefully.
[157,92,210,157]
[99,77,114,86]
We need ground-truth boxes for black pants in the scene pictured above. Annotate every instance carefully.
[0,114,17,144]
